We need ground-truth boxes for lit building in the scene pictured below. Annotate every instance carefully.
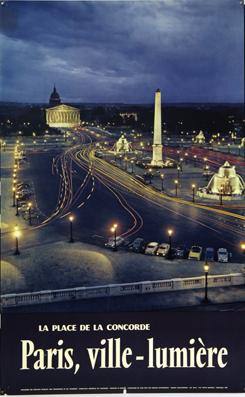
[46,104,81,128]
[120,112,138,122]
[46,86,80,128]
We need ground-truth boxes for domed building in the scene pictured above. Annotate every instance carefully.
[46,85,80,128]
[49,85,61,107]
[198,161,245,200]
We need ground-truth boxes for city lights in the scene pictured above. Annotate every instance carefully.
[13,225,21,255]
[68,214,74,243]
[203,262,210,304]
[110,224,118,252]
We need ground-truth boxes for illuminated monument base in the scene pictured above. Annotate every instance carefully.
[151,144,164,167]
[46,104,80,128]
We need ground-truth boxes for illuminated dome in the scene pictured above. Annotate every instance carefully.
[49,85,61,107]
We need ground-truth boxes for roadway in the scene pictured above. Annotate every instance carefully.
[25,130,245,261]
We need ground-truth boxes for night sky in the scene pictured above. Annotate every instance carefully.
[0,0,244,103]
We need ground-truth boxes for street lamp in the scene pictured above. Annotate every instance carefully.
[167,229,173,250]
[111,223,118,252]
[241,242,245,255]
[203,262,209,304]
[12,187,16,207]
[160,173,164,191]
[16,194,19,216]
[28,202,32,225]
[69,215,74,243]
[219,187,223,206]
[177,165,181,180]
[13,225,20,255]
[174,180,178,197]
[192,184,196,203]
[149,168,153,184]
[124,156,128,171]
[131,160,134,173]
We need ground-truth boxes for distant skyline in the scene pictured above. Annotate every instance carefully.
[0,0,244,104]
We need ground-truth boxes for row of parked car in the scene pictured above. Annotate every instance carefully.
[16,181,39,222]
[105,237,230,263]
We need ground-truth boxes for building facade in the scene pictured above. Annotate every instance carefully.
[46,104,81,128]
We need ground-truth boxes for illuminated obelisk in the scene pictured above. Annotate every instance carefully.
[151,88,164,167]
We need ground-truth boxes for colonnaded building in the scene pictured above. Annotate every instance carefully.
[45,86,81,128]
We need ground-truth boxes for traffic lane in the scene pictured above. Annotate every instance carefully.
[26,152,244,261]
[55,180,243,261]
[28,152,61,217]
[103,189,243,261]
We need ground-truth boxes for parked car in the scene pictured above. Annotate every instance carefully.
[205,247,215,262]
[17,193,32,201]
[145,242,159,255]
[128,238,145,253]
[17,183,31,190]
[217,248,229,263]
[175,246,189,259]
[188,246,202,261]
[105,236,125,249]
[156,243,170,257]
[17,188,33,196]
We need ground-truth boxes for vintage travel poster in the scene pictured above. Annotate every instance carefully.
[0,0,245,394]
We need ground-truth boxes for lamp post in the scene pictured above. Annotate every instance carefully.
[177,150,180,162]
[204,165,210,181]
[174,179,178,197]
[219,187,223,206]
[192,184,196,203]
[131,160,134,174]
[28,202,32,225]
[12,187,16,207]
[69,215,74,243]
[203,262,209,304]
[111,224,118,252]
[149,168,153,184]
[167,229,173,250]
[124,156,128,171]
[193,154,197,167]
[241,242,245,255]
[16,194,19,216]
[14,225,20,255]
[177,165,181,180]
[179,158,183,171]
[160,173,164,192]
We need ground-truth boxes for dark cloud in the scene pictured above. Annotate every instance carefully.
[0,0,243,103]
